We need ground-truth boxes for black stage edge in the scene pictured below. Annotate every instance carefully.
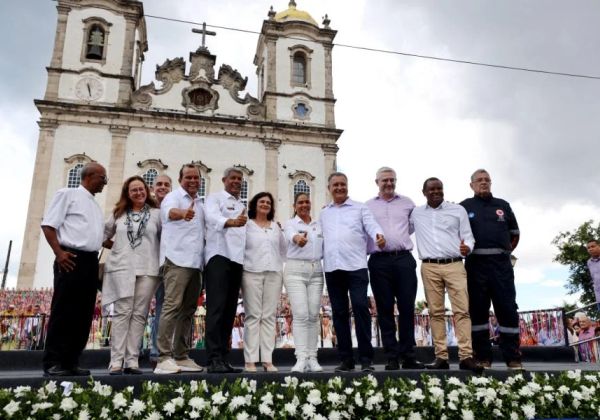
[0,347,595,394]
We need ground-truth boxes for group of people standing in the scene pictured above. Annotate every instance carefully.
[40,161,523,376]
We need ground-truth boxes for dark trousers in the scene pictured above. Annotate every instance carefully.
[205,255,243,363]
[368,252,418,360]
[43,250,98,370]
[325,269,374,363]
[465,254,520,363]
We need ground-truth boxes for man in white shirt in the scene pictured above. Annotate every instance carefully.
[204,167,248,373]
[41,162,107,376]
[320,172,386,372]
[410,177,482,373]
[155,165,205,374]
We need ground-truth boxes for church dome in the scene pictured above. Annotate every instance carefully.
[274,1,318,27]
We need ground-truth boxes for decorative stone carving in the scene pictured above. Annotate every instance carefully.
[155,57,186,93]
[64,153,95,164]
[189,160,212,173]
[189,49,216,82]
[288,170,315,180]
[217,64,248,103]
[232,164,254,176]
[131,82,155,109]
[182,80,220,113]
[137,158,168,170]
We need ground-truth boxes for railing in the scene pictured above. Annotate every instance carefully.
[0,307,569,353]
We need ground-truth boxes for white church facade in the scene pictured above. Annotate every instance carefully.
[18,0,342,288]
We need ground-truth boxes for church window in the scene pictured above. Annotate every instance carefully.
[292,53,307,85]
[295,103,308,117]
[241,179,249,207]
[67,163,84,188]
[198,176,207,203]
[142,168,159,188]
[85,25,105,60]
[292,100,312,121]
[294,179,311,197]
[190,89,213,107]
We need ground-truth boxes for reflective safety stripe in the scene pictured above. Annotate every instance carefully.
[471,248,506,255]
[509,229,520,235]
[498,326,520,334]
[472,324,489,331]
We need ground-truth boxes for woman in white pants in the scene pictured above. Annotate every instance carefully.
[283,192,325,372]
[242,192,287,372]
[102,176,161,375]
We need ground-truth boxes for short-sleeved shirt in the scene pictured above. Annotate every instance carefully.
[205,190,246,265]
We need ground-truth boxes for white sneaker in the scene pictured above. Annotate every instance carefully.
[154,359,182,375]
[291,359,307,373]
[307,358,323,372]
[175,358,203,372]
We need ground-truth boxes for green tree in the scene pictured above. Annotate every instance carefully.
[551,220,600,313]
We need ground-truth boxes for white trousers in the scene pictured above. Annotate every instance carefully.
[241,270,283,363]
[284,259,324,360]
[110,275,160,368]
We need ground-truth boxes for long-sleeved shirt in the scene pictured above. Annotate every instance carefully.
[243,220,287,272]
[365,194,415,254]
[588,257,600,302]
[41,185,104,252]
[160,188,205,269]
[283,216,324,261]
[410,201,475,260]
[205,190,247,265]
[319,197,383,272]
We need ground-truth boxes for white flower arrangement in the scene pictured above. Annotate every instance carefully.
[1,372,600,419]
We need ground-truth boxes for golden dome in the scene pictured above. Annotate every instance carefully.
[274,1,318,26]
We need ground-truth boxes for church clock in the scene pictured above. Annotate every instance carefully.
[75,77,104,101]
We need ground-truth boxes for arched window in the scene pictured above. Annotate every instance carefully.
[86,24,105,60]
[240,179,249,207]
[142,168,159,188]
[67,163,84,188]
[292,53,307,85]
[198,176,207,203]
[294,179,311,197]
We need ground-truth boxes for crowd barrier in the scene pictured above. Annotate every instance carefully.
[0,308,569,354]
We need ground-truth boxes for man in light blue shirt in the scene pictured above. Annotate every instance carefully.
[320,172,386,372]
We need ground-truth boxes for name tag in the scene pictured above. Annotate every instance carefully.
[226,206,235,211]
[298,230,307,234]
[317,233,324,238]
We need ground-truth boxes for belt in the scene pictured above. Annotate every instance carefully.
[60,246,98,257]
[373,250,411,257]
[422,257,463,264]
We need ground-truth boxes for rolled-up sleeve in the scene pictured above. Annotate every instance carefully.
[205,194,228,232]
[41,189,69,229]
[361,206,383,241]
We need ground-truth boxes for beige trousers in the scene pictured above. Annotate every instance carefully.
[157,258,202,362]
[242,270,283,363]
[110,275,160,368]
[421,261,473,360]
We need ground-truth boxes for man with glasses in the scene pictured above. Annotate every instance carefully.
[365,167,424,370]
[460,169,522,370]
[41,162,107,376]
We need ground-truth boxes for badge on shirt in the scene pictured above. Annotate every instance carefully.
[226,206,235,211]
[298,230,307,234]
[496,209,505,222]
[468,212,475,218]
[317,232,324,238]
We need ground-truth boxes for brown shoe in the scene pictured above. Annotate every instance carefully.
[425,358,450,370]
[477,360,492,370]
[507,360,524,370]
[459,357,484,373]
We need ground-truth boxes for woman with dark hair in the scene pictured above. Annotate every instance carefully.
[242,192,287,372]
[283,192,325,372]
[101,176,161,375]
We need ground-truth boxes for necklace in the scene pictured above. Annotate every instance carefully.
[131,211,142,223]
[126,204,151,249]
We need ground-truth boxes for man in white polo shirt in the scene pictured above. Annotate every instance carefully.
[154,164,205,374]
[41,162,106,376]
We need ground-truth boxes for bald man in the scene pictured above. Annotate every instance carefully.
[41,162,107,376]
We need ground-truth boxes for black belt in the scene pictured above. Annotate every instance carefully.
[60,246,98,257]
[374,250,411,257]
[422,257,462,264]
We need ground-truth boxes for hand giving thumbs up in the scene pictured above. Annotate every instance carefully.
[376,233,386,249]
[183,200,195,222]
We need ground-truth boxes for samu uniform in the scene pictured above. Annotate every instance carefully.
[460,194,521,365]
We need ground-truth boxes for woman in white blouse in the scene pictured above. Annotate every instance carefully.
[242,192,287,372]
[283,192,325,372]
[101,176,161,375]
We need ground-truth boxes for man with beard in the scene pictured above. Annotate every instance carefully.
[411,177,482,373]
[41,162,107,376]
[460,169,522,370]
[204,167,248,373]
[155,165,205,374]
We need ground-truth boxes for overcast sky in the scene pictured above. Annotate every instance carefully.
[1,0,600,310]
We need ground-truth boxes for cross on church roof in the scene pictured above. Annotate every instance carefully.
[192,23,216,50]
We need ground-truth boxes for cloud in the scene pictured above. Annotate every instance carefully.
[540,280,565,288]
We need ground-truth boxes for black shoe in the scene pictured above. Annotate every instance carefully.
[207,360,229,374]
[402,358,425,370]
[425,358,450,370]
[334,359,355,372]
[361,362,375,372]
[124,367,143,375]
[70,366,91,376]
[43,365,71,377]
[221,360,243,374]
[385,358,400,371]
[459,357,484,373]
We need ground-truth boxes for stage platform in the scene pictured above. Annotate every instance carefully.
[0,346,595,392]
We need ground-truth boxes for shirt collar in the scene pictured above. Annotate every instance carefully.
[374,193,400,202]
[221,189,241,201]
[328,197,353,208]
[591,257,600,263]
[77,185,94,198]
[425,201,446,210]
[177,187,197,200]
[294,215,315,225]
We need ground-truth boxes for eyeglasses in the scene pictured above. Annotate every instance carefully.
[379,178,396,183]
[473,178,491,184]
[129,188,146,195]
[91,173,109,182]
